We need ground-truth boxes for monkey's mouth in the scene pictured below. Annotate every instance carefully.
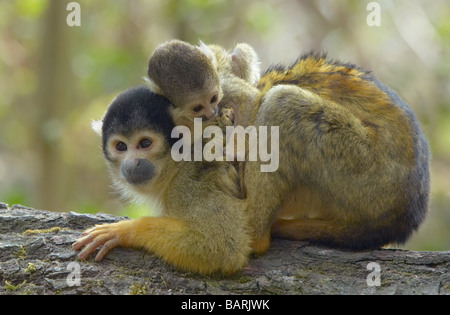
[202,115,215,122]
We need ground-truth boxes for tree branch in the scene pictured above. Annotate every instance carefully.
[0,204,448,295]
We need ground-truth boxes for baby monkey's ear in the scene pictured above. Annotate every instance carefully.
[91,119,103,136]
[196,40,217,68]
[232,43,261,85]
[143,76,165,97]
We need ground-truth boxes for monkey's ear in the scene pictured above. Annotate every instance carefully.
[196,40,217,68]
[91,119,103,136]
[143,76,165,96]
[232,43,261,85]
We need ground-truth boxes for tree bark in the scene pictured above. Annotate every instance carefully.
[0,204,449,295]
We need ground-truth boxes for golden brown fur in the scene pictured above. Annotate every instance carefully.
[237,53,430,252]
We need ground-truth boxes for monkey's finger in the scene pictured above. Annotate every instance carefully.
[78,241,102,260]
[72,233,96,251]
[81,224,110,236]
[95,238,120,262]
[82,227,110,238]
[81,230,94,237]
[77,233,112,260]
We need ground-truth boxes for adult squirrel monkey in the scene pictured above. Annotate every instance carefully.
[73,86,250,274]
[146,41,430,255]
[73,41,262,274]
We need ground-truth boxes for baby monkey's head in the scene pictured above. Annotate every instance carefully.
[147,40,222,125]
[147,39,261,130]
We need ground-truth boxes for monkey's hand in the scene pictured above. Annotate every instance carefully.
[221,107,234,123]
[216,106,234,129]
[72,220,132,262]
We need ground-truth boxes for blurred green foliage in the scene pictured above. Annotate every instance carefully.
[0,0,449,250]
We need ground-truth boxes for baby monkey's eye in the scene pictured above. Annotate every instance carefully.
[193,105,203,113]
[116,142,127,152]
[210,94,218,104]
[139,139,152,149]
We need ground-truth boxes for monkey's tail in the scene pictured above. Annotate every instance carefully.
[271,216,416,250]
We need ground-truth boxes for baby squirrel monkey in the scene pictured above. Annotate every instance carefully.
[146,40,222,129]
[73,86,250,274]
[147,41,430,254]
[146,39,261,132]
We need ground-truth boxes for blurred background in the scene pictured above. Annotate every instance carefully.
[0,0,448,250]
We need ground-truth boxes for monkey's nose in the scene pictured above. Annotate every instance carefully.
[202,107,217,121]
[121,158,155,185]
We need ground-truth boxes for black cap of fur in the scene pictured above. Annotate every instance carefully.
[102,86,176,159]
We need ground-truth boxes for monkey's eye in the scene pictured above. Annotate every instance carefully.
[138,139,152,149]
[210,94,218,104]
[193,105,203,113]
[116,142,127,152]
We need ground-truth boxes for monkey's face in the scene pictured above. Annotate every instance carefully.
[96,86,176,196]
[104,129,170,195]
[171,84,223,130]
[146,39,226,128]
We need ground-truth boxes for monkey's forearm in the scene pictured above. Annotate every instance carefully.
[73,216,249,274]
